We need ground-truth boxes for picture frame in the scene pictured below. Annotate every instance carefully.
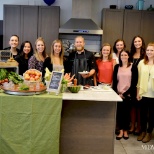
[47,71,64,94]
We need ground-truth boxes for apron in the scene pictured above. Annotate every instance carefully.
[72,51,93,86]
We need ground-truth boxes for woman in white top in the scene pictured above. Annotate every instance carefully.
[137,43,154,143]
[113,39,126,64]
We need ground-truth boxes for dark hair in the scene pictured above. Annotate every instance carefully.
[130,36,145,61]
[11,34,19,41]
[119,50,131,67]
[113,39,126,54]
[19,41,33,58]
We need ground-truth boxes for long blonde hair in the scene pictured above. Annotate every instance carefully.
[50,39,64,65]
[34,37,47,61]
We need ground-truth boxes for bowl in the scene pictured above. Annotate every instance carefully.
[67,85,81,93]
[125,5,133,10]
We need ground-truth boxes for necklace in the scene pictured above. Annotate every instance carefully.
[148,65,153,81]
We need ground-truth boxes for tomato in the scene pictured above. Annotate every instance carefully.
[4,78,9,82]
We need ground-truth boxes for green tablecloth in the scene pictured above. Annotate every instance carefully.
[0,92,62,154]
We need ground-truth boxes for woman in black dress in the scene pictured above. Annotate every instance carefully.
[15,41,33,75]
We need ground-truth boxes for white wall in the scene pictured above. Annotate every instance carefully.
[0,0,154,26]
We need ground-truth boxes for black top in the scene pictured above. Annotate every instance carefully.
[112,64,138,98]
[14,55,30,75]
[66,50,96,85]
[3,47,20,59]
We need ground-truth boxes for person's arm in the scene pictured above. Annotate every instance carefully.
[28,56,36,69]
[112,64,119,94]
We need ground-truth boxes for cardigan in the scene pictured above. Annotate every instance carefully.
[137,59,154,96]
[112,64,138,98]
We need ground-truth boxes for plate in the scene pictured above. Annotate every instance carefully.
[78,71,89,75]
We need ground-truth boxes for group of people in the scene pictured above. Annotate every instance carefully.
[4,34,154,143]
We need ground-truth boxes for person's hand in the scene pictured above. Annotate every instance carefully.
[64,73,75,82]
[119,93,125,99]
[137,94,141,101]
[81,73,90,78]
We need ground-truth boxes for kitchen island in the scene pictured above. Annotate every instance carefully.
[60,88,122,154]
[0,87,121,154]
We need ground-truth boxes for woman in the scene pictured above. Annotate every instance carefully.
[43,39,73,82]
[112,50,138,140]
[43,39,64,72]
[15,41,33,75]
[3,35,20,58]
[113,39,126,64]
[137,43,154,143]
[28,37,48,72]
[129,36,146,135]
[96,43,116,85]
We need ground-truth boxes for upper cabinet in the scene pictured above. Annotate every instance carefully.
[3,5,60,55]
[102,9,154,50]
[102,9,124,47]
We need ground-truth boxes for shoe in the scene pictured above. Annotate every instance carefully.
[142,133,152,143]
[137,132,146,141]
[116,135,123,140]
[123,135,129,140]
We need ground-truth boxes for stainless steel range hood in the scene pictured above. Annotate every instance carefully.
[59,0,103,35]
[59,18,103,35]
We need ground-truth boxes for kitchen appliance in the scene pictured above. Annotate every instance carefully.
[59,0,102,55]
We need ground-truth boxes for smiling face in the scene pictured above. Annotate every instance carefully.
[23,43,31,55]
[53,42,62,55]
[36,40,45,53]
[134,37,142,49]
[146,45,154,59]
[9,36,19,48]
[116,41,124,53]
[120,51,129,63]
[74,36,85,52]
[102,45,111,58]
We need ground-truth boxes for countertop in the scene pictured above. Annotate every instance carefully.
[63,87,122,102]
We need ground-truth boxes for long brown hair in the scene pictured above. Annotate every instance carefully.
[34,37,47,61]
[99,43,113,61]
[50,39,64,65]
[144,42,154,64]
[119,50,131,67]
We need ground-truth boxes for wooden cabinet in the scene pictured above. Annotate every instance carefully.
[123,10,142,49]
[3,5,60,55]
[102,9,154,50]
[102,9,124,47]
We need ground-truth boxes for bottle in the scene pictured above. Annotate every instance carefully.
[147,5,153,11]
[74,78,77,86]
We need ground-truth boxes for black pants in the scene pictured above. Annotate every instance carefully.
[140,97,154,133]
[117,97,131,131]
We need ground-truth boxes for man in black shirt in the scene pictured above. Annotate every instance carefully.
[66,36,96,86]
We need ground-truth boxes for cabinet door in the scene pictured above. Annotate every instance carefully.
[21,5,38,48]
[141,11,154,46]
[38,6,60,55]
[102,9,124,46]
[123,10,142,50]
[3,5,21,48]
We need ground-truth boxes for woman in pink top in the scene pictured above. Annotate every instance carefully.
[96,43,116,85]
[112,50,138,140]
